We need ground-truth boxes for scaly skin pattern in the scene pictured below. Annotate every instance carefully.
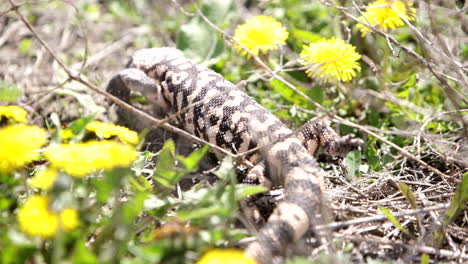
[106,47,361,263]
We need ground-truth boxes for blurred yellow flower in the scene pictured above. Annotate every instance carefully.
[233,15,288,57]
[17,195,79,238]
[300,38,361,83]
[30,168,58,190]
[60,208,80,231]
[86,121,139,144]
[45,141,137,177]
[17,195,59,238]
[357,0,416,36]
[197,249,256,264]
[0,105,28,123]
[0,125,48,173]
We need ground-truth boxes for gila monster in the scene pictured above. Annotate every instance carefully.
[106,47,362,263]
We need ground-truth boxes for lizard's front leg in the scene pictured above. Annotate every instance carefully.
[240,161,274,228]
[298,118,363,158]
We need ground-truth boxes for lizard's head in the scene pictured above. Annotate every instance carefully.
[128,47,184,72]
[107,68,162,104]
[106,70,131,102]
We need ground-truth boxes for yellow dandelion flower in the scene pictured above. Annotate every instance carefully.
[233,15,288,57]
[60,208,79,231]
[197,249,256,264]
[17,195,59,238]
[357,0,416,36]
[0,105,28,123]
[300,38,361,83]
[17,195,79,238]
[45,141,137,177]
[0,125,48,173]
[29,168,58,190]
[86,121,139,144]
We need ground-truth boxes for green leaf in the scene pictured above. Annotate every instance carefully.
[379,206,416,239]
[122,192,147,224]
[48,112,63,144]
[381,153,394,167]
[95,168,131,204]
[443,174,468,224]
[269,79,313,109]
[127,244,163,263]
[291,28,322,43]
[397,181,417,209]
[402,73,417,88]
[154,141,208,196]
[435,174,468,244]
[179,0,235,65]
[108,1,138,23]
[68,115,97,143]
[55,88,105,115]
[200,0,235,25]
[420,253,429,264]
[180,205,223,220]
[344,242,354,253]
[129,95,148,104]
[177,145,209,171]
[214,156,235,181]
[286,256,314,264]
[143,195,175,218]
[154,140,179,189]
[462,43,468,59]
[345,151,361,178]
[0,81,23,102]
[156,140,176,172]
[71,239,97,264]
[18,38,32,56]
[214,156,238,214]
[366,109,382,127]
[2,231,36,264]
[0,197,14,210]
[176,19,224,65]
[1,244,36,264]
[309,85,324,105]
[93,177,113,204]
[366,137,381,171]
[129,175,153,192]
[235,184,267,199]
[82,3,101,21]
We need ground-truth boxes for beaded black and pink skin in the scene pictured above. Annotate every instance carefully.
[106,47,362,263]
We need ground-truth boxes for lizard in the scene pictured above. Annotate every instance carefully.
[106,47,362,263]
